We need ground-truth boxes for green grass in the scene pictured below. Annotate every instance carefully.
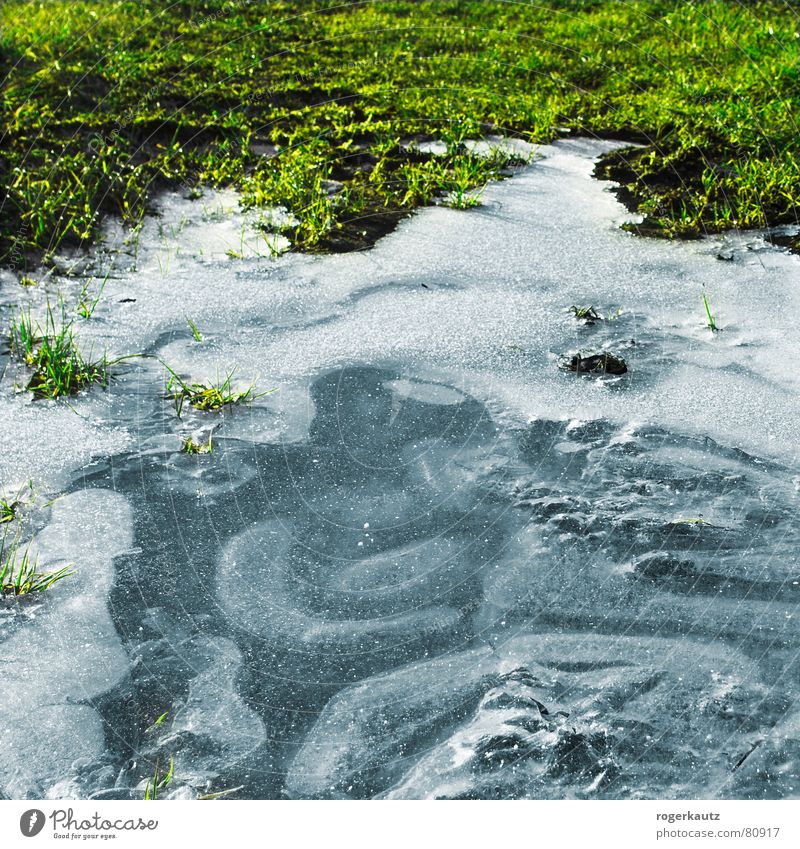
[569,305,602,322]
[1,1,797,265]
[182,433,214,454]
[0,498,18,524]
[197,786,245,800]
[0,483,36,523]
[77,271,109,319]
[163,362,273,416]
[670,516,721,527]
[702,291,718,331]
[10,302,110,398]
[186,316,203,342]
[150,711,169,730]
[144,757,174,801]
[1,529,75,597]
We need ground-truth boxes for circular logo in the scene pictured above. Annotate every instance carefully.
[20,810,46,837]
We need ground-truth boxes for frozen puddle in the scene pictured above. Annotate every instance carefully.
[0,491,131,799]
[1,139,800,799]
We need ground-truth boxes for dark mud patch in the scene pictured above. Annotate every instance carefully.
[287,138,527,253]
[765,227,800,256]
[285,205,409,254]
[593,144,708,238]
[594,144,800,241]
[561,352,628,375]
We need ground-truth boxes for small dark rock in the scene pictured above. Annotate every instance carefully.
[569,305,601,324]
[562,353,628,376]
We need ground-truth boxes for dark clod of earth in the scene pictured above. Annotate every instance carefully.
[569,305,602,324]
[563,353,628,376]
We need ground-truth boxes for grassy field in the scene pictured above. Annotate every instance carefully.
[1,0,798,265]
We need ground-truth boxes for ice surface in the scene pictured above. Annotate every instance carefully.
[132,636,266,796]
[104,188,291,273]
[2,137,800,799]
[8,137,798,466]
[9,138,800,464]
[729,704,800,799]
[0,398,131,492]
[0,490,132,798]
[218,518,468,679]
[289,634,787,799]
[286,646,495,798]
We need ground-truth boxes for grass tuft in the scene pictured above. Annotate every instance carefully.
[163,362,274,417]
[0,498,18,524]
[152,711,169,729]
[702,292,718,331]
[77,272,109,319]
[186,317,202,342]
[1,529,75,597]
[9,303,110,398]
[144,757,174,801]
[569,305,602,322]
[181,434,213,454]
